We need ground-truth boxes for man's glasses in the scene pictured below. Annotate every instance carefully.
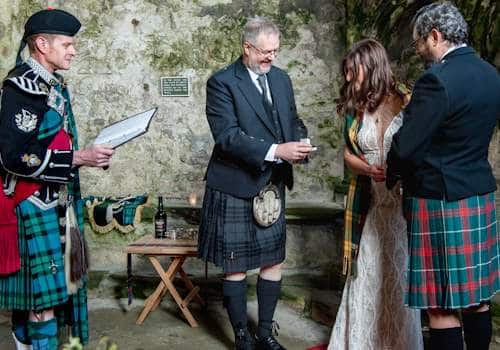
[247,42,279,57]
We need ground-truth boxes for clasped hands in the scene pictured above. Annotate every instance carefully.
[275,141,313,163]
[353,153,386,182]
[367,164,386,182]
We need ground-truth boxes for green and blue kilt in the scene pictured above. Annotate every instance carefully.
[405,192,499,309]
[0,199,88,343]
[198,186,286,273]
[0,199,66,310]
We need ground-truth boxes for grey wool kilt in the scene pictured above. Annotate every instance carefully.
[198,186,286,273]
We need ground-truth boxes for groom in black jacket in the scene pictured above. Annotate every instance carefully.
[387,2,500,350]
[198,16,312,350]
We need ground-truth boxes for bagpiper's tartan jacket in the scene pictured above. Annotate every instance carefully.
[0,57,88,343]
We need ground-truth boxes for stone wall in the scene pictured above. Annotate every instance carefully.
[0,0,348,205]
[1,1,497,204]
[0,1,498,277]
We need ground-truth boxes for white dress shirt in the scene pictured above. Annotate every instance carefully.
[246,67,280,162]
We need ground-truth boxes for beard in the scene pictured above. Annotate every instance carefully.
[418,47,439,68]
[248,60,272,75]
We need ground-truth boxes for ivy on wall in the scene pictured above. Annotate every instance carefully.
[322,0,498,194]
[340,0,498,82]
[1,0,497,199]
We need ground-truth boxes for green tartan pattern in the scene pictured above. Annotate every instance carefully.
[0,200,66,310]
[38,85,66,140]
[342,113,371,276]
[85,195,148,226]
[405,193,499,309]
[62,88,79,150]
[121,196,148,225]
[55,278,88,344]
[61,87,88,344]
[0,85,88,344]
[37,109,63,140]
[70,283,88,344]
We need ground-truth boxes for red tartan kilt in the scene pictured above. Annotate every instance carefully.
[404,192,499,309]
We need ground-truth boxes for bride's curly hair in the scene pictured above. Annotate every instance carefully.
[337,39,399,115]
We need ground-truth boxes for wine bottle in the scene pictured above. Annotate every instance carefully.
[154,196,166,238]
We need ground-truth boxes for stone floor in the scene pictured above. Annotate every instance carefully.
[0,298,330,350]
[1,274,500,349]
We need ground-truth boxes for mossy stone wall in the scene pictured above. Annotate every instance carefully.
[0,1,498,276]
[1,1,497,205]
[0,0,346,205]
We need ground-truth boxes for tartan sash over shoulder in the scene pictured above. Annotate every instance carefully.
[342,113,371,276]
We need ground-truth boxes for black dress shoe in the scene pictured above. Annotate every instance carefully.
[255,335,286,350]
[235,327,255,350]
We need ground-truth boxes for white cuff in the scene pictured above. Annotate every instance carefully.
[265,144,279,162]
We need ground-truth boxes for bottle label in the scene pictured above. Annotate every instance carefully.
[155,219,165,238]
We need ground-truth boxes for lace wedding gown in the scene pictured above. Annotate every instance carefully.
[328,112,423,350]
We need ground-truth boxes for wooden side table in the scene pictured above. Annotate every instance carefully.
[125,234,204,327]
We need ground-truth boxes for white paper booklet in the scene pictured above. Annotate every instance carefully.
[93,107,158,148]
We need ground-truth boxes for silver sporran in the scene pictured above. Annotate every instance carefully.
[253,183,281,227]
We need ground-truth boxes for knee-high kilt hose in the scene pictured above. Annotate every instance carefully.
[405,192,499,309]
[198,186,286,273]
[0,199,88,343]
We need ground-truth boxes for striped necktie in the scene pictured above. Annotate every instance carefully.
[257,74,273,117]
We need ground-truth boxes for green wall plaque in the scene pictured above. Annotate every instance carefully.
[160,76,189,97]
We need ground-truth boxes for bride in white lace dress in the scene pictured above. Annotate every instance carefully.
[328,39,423,350]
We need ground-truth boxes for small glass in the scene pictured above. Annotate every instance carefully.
[166,228,176,240]
[169,230,176,240]
[298,137,317,165]
[300,136,318,151]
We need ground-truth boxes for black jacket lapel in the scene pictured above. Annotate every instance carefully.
[235,59,278,138]
[267,68,292,141]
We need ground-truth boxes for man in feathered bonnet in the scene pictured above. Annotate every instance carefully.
[0,8,114,349]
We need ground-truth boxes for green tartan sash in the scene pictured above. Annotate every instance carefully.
[342,113,371,276]
[38,109,63,140]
